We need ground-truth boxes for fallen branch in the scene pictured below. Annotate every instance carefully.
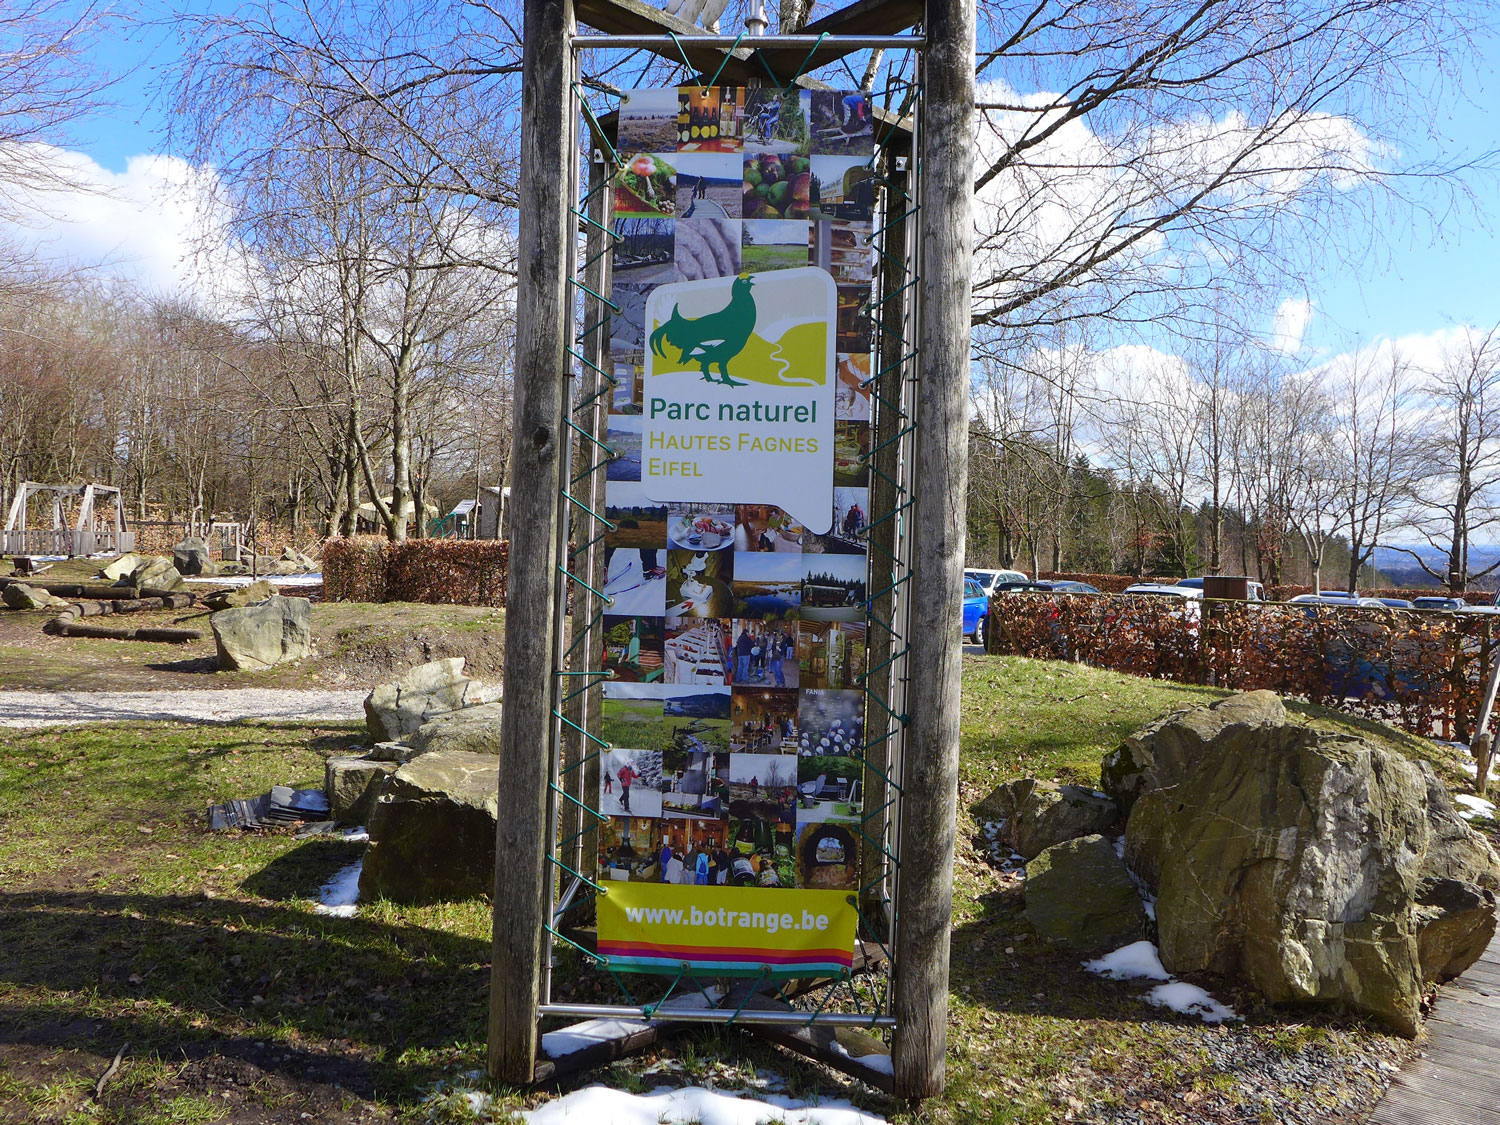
[92,1043,127,1102]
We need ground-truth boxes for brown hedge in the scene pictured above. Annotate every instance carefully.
[323,537,509,605]
[1034,571,1495,605]
[985,591,1500,743]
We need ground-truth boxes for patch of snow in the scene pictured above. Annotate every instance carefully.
[314,859,362,917]
[521,1086,886,1124]
[1083,941,1170,982]
[1455,794,1497,820]
[541,1019,652,1058]
[185,572,321,586]
[1146,981,1239,1023]
[826,1038,893,1076]
[342,827,369,843]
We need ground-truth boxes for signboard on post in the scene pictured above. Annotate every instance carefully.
[598,83,877,977]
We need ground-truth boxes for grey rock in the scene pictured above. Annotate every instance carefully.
[325,756,394,824]
[363,658,496,743]
[359,750,498,903]
[1103,690,1287,817]
[1,583,68,610]
[409,701,505,756]
[202,579,274,612]
[98,554,142,582]
[1118,693,1500,1035]
[211,595,312,671]
[130,556,184,592]
[173,537,217,577]
[1024,834,1146,951]
[975,777,1119,859]
[366,741,424,765]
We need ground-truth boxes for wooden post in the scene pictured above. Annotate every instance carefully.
[892,0,974,1103]
[489,0,575,1086]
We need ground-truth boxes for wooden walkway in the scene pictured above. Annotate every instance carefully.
[1369,935,1500,1125]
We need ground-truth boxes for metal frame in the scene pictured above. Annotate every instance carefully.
[528,42,926,1034]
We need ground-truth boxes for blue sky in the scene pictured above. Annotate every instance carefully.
[22,6,1500,350]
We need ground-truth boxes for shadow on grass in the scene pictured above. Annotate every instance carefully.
[143,655,218,675]
[0,889,490,1104]
[240,839,366,901]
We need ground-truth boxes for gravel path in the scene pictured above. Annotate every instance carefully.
[0,688,367,728]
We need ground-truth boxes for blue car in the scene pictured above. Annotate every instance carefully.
[963,577,988,643]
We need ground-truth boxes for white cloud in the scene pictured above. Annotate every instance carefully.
[1269,296,1313,353]
[0,144,252,308]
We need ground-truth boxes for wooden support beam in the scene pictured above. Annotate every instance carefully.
[891,0,974,1104]
[574,0,753,75]
[753,0,922,86]
[489,0,577,1087]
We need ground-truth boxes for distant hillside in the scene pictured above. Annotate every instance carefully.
[1371,545,1500,590]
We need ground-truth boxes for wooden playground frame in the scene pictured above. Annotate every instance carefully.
[2,482,136,558]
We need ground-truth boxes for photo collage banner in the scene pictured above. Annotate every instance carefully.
[595,85,877,967]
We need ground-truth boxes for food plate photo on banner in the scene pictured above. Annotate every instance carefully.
[596,83,876,980]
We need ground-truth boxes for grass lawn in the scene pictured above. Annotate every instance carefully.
[1,654,1471,1122]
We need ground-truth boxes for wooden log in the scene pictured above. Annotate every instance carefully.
[59,622,200,642]
[134,627,202,643]
[0,579,141,599]
[76,600,111,617]
[891,0,975,1103]
[489,0,576,1087]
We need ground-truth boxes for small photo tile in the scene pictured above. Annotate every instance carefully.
[663,683,731,753]
[730,687,800,752]
[675,217,742,280]
[664,615,731,687]
[613,152,678,218]
[727,618,798,689]
[598,815,663,882]
[809,155,876,222]
[742,218,811,269]
[743,89,812,156]
[602,613,664,683]
[833,419,871,487]
[617,88,680,152]
[735,503,805,552]
[743,154,811,219]
[612,217,676,286]
[803,487,869,555]
[667,548,734,618]
[606,414,643,481]
[797,687,865,756]
[807,90,875,157]
[731,551,803,620]
[795,822,859,889]
[797,619,866,691]
[801,554,867,622]
[660,818,732,886]
[667,504,736,551]
[600,747,663,818]
[835,354,872,421]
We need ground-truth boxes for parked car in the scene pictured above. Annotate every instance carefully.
[1375,597,1414,608]
[1287,593,1387,608]
[1049,580,1102,594]
[962,577,988,643]
[1412,596,1466,611]
[965,568,1029,596]
[1122,583,1202,600]
[992,580,1054,594]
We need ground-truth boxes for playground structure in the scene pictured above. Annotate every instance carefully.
[491,0,974,1102]
[2,482,136,558]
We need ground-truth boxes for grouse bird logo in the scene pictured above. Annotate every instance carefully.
[649,273,757,386]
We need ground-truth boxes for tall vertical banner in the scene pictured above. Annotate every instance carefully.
[597,85,877,974]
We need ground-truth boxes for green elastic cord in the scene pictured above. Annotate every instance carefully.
[558,563,610,604]
[702,32,745,91]
[642,963,689,1018]
[787,31,829,85]
[554,707,610,749]
[725,967,770,1024]
[545,923,605,965]
[574,84,626,168]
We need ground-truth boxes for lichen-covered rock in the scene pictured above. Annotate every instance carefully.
[1102,690,1287,817]
[408,701,505,756]
[130,556,184,592]
[211,595,312,671]
[202,579,274,612]
[363,658,497,743]
[325,756,394,823]
[359,750,498,903]
[1,583,68,610]
[1118,694,1500,1035]
[1024,834,1146,951]
[975,778,1119,859]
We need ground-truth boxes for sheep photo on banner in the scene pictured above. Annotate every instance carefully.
[597,84,876,975]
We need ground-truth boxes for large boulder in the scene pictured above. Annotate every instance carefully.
[1,583,68,610]
[325,756,395,824]
[359,750,498,903]
[363,658,496,743]
[1103,690,1287,817]
[98,554,142,582]
[173,537,217,577]
[211,595,312,671]
[202,579,274,612]
[408,701,505,756]
[1118,694,1500,1035]
[130,556,184,592]
[280,546,316,571]
[975,778,1119,859]
[1025,834,1146,951]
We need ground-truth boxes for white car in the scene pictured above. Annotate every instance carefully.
[1287,593,1387,608]
[1122,583,1202,600]
[964,567,1029,596]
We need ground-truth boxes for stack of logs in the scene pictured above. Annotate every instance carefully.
[0,577,203,642]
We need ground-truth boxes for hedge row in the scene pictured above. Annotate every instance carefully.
[986,591,1500,742]
[323,537,509,605]
[1033,571,1493,605]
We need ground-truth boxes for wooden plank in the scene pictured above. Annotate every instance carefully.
[735,996,894,1094]
[489,0,577,1087]
[753,0,922,85]
[890,0,974,1105]
[1379,1076,1500,1125]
